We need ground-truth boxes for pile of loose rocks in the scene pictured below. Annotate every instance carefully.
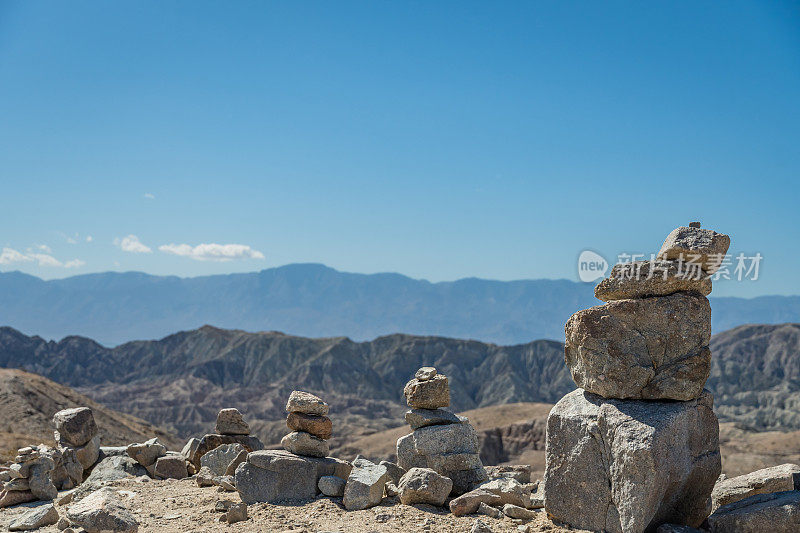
[1,407,102,508]
[396,367,487,495]
[544,223,729,532]
[195,408,256,491]
[182,407,264,474]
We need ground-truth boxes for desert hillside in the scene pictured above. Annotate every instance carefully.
[0,368,181,461]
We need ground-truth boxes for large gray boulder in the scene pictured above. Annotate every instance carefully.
[28,459,58,501]
[397,467,452,506]
[234,450,349,504]
[342,459,388,511]
[706,490,800,533]
[657,225,730,275]
[544,389,721,533]
[53,407,98,447]
[565,292,712,401]
[74,435,101,470]
[126,438,166,468]
[712,463,800,511]
[8,503,59,531]
[153,455,187,479]
[594,260,712,302]
[66,488,139,532]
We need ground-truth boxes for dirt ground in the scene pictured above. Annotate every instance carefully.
[0,477,583,533]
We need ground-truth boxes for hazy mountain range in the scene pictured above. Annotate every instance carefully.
[1,264,798,346]
[0,323,797,451]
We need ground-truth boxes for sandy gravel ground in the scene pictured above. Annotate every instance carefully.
[0,477,583,533]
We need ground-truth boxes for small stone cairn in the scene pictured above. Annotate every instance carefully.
[1,406,101,508]
[396,367,487,495]
[234,391,351,505]
[544,223,730,533]
[281,391,332,457]
[182,407,264,473]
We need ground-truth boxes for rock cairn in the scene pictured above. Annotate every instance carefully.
[544,223,729,533]
[396,367,487,495]
[54,407,101,480]
[281,391,332,458]
[183,407,264,472]
[234,391,351,505]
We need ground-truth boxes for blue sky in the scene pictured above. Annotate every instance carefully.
[1,1,798,297]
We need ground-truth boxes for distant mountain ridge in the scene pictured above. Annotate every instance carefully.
[0,323,798,449]
[1,264,798,346]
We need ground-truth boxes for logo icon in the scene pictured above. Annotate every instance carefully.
[577,250,608,283]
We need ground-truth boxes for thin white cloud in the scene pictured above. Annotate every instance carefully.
[66,236,77,244]
[0,247,84,268]
[158,243,265,262]
[34,244,53,253]
[86,235,93,243]
[113,234,152,254]
[0,248,33,265]
[144,193,155,200]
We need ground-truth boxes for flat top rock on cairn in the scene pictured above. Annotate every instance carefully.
[595,259,713,302]
[53,407,98,447]
[415,367,437,380]
[404,372,450,409]
[657,224,731,275]
[215,408,250,435]
[286,390,329,416]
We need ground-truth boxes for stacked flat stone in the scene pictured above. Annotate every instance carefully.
[545,223,730,533]
[281,391,332,458]
[396,367,487,495]
[194,408,256,489]
[0,445,60,508]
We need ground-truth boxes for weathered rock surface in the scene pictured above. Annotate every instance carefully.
[565,292,712,401]
[415,367,437,380]
[225,502,248,524]
[153,455,187,479]
[544,389,721,533]
[449,488,502,516]
[502,503,536,519]
[342,459,388,511]
[8,503,59,531]
[66,488,139,532]
[476,501,501,518]
[657,226,731,275]
[0,489,37,508]
[478,477,530,508]
[706,490,800,533]
[595,260,712,302]
[281,431,329,458]
[53,407,98,447]
[379,460,405,485]
[235,451,317,504]
[215,408,250,436]
[470,519,493,533]
[201,443,247,477]
[398,467,452,506]
[287,412,332,440]
[712,463,800,511]
[126,438,166,468]
[405,408,462,430]
[318,475,346,497]
[404,375,450,409]
[73,435,101,470]
[483,465,531,484]
[28,459,58,501]
[285,391,329,416]
[187,434,263,469]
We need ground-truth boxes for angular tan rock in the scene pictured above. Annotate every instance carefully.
[53,407,98,447]
[281,431,329,458]
[415,367,437,380]
[153,455,187,479]
[404,374,449,409]
[544,389,721,533]
[188,434,263,469]
[66,487,139,532]
[287,412,332,440]
[397,467,453,506]
[285,391,329,416]
[449,489,502,516]
[657,225,730,275]
[594,260,712,302]
[215,408,250,436]
[8,503,59,531]
[126,438,166,468]
[565,292,712,400]
[342,459,388,511]
[712,463,800,511]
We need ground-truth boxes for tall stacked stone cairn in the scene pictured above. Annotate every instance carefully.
[182,407,264,473]
[544,223,730,533]
[234,391,351,505]
[396,367,488,495]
